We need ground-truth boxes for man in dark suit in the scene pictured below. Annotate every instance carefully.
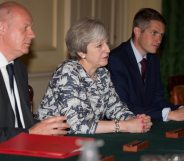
[0,1,69,142]
[108,8,184,121]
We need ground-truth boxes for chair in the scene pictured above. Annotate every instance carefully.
[169,75,184,105]
[172,85,184,105]
[28,85,34,112]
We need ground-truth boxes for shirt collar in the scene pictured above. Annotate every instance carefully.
[130,39,147,63]
[0,52,14,68]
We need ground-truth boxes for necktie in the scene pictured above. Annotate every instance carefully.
[140,58,147,82]
[6,63,23,128]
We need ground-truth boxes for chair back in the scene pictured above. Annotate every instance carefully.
[28,85,34,112]
[169,75,184,105]
[172,85,184,105]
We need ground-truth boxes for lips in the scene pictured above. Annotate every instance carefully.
[103,55,109,59]
[24,42,31,47]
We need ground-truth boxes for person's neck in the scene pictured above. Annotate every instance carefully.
[79,60,97,79]
[0,48,15,62]
[132,39,147,57]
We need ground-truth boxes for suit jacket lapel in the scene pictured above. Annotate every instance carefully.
[125,42,145,95]
[13,61,34,128]
[144,54,154,104]
[0,70,15,126]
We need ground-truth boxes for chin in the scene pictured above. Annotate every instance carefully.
[148,49,157,54]
[22,49,30,54]
[100,62,108,67]
[151,48,159,53]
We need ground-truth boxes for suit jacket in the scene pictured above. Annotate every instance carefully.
[0,59,34,142]
[108,40,178,120]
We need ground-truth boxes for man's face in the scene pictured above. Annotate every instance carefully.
[3,8,35,59]
[134,20,165,55]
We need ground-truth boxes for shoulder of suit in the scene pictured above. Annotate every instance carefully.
[147,54,160,65]
[14,59,26,68]
[147,53,159,59]
[13,59,27,76]
[110,41,130,59]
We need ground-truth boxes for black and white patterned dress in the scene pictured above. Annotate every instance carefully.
[36,60,134,134]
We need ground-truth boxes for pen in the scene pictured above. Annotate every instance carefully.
[174,128,184,133]
[130,140,144,146]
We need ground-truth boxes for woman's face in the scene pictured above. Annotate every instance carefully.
[82,40,110,69]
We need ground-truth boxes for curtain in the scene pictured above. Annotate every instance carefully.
[160,0,184,98]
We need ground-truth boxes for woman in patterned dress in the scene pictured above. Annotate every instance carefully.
[36,18,152,134]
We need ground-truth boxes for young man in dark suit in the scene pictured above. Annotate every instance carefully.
[108,8,184,121]
[0,1,69,142]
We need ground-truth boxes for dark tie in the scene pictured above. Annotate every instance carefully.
[140,58,147,82]
[6,63,23,128]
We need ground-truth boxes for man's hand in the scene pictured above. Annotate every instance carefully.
[168,106,184,121]
[29,116,70,135]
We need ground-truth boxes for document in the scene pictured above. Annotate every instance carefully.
[0,133,93,158]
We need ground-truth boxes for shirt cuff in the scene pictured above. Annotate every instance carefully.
[179,105,184,109]
[162,108,171,122]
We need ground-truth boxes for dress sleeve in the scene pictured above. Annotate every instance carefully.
[104,72,135,120]
[36,64,98,134]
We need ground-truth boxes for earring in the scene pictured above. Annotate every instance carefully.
[82,55,86,59]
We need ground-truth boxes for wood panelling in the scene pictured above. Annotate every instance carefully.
[0,0,161,110]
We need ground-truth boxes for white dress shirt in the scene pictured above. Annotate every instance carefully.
[0,52,25,128]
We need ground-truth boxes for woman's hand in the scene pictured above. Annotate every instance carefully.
[120,114,152,133]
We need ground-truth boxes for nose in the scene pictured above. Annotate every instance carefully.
[157,36,161,44]
[29,29,36,39]
[104,42,110,53]
[156,33,163,44]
